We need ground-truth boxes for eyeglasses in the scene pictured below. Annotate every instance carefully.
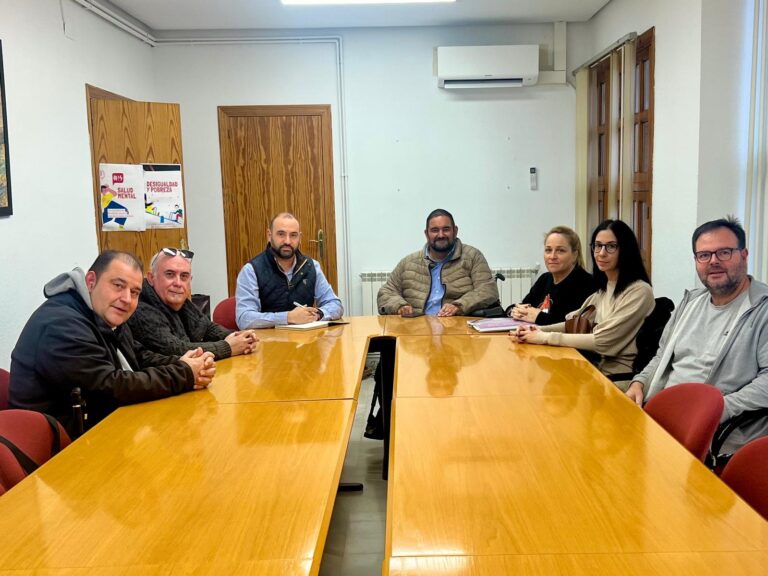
[591,242,619,254]
[161,247,194,260]
[694,247,740,263]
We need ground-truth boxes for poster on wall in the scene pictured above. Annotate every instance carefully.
[98,164,146,231]
[143,164,185,229]
[0,40,13,217]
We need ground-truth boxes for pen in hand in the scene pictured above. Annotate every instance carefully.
[292,301,321,323]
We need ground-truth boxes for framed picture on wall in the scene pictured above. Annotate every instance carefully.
[0,40,12,217]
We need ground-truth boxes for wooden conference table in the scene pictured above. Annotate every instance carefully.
[0,317,383,576]
[384,319,768,575]
[0,316,766,576]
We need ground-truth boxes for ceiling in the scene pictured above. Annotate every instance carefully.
[99,0,612,32]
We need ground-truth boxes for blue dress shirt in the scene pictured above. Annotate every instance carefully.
[424,261,446,315]
[235,259,343,329]
[423,245,454,315]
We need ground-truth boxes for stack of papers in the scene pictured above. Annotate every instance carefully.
[467,317,533,333]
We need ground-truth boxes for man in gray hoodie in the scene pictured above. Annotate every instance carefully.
[626,217,768,453]
[10,251,216,434]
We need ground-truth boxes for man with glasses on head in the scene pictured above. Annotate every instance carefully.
[626,217,768,454]
[129,248,258,359]
[10,251,216,435]
[236,212,343,328]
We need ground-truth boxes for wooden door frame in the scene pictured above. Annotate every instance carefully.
[86,84,133,250]
[584,29,654,277]
[632,28,655,277]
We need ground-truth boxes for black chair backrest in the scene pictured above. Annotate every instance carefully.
[709,408,768,469]
[633,297,675,373]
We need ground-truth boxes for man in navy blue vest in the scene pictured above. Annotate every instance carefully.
[235,212,343,328]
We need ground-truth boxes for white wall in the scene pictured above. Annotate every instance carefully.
[154,24,576,315]
[569,0,704,301]
[0,0,157,366]
[9,0,755,366]
[152,40,342,312]
[0,10,577,363]
[342,25,574,313]
[697,0,754,223]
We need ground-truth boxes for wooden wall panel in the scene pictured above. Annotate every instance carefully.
[88,92,187,271]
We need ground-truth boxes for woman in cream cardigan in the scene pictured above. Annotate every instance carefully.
[513,219,655,390]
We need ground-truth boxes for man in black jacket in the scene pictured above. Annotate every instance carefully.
[128,248,257,359]
[9,251,215,434]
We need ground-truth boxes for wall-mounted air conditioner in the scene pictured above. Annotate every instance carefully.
[436,45,539,89]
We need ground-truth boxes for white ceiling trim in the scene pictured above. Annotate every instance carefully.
[71,0,157,45]
[74,0,610,36]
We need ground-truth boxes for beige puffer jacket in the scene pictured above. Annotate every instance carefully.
[377,239,499,315]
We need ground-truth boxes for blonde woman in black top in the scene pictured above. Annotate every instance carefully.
[509,226,596,325]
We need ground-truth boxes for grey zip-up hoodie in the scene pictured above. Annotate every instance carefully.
[45,267,92,304]
[635,276,768,422]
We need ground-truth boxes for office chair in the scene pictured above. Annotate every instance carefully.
[0,368,9,411]
[709,407,768,472]
[213,297,238,330]
[720,436,768,520]
[0,409,71,495]
[644,383,724,462]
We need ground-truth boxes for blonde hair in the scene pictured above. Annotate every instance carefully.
[544,226,585,269]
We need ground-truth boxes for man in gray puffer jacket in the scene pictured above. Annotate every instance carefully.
[377,209,499,316]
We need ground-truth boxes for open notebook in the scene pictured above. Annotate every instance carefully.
[275,319,350,330]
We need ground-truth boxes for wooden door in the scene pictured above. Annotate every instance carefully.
[87,85,188,269]
[218,105,337,296]
[588,57,612,238]
[632,28,655,276]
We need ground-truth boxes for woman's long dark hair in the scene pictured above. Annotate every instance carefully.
[590,219,650,297]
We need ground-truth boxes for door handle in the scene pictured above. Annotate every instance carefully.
[308,229,325,259]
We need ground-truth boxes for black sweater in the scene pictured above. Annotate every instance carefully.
[128,280,233,360]
[520,266,597,325]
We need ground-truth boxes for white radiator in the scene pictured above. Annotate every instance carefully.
[359,266,540,315]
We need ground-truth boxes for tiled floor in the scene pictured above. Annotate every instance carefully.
[319,376,387,576]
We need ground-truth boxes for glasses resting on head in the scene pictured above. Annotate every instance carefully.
[161,247,194,259]
[150,247,194,270]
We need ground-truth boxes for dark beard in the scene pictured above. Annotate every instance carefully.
[270,243,295,260]
[703,274,742,297]
[430,239,455,253]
